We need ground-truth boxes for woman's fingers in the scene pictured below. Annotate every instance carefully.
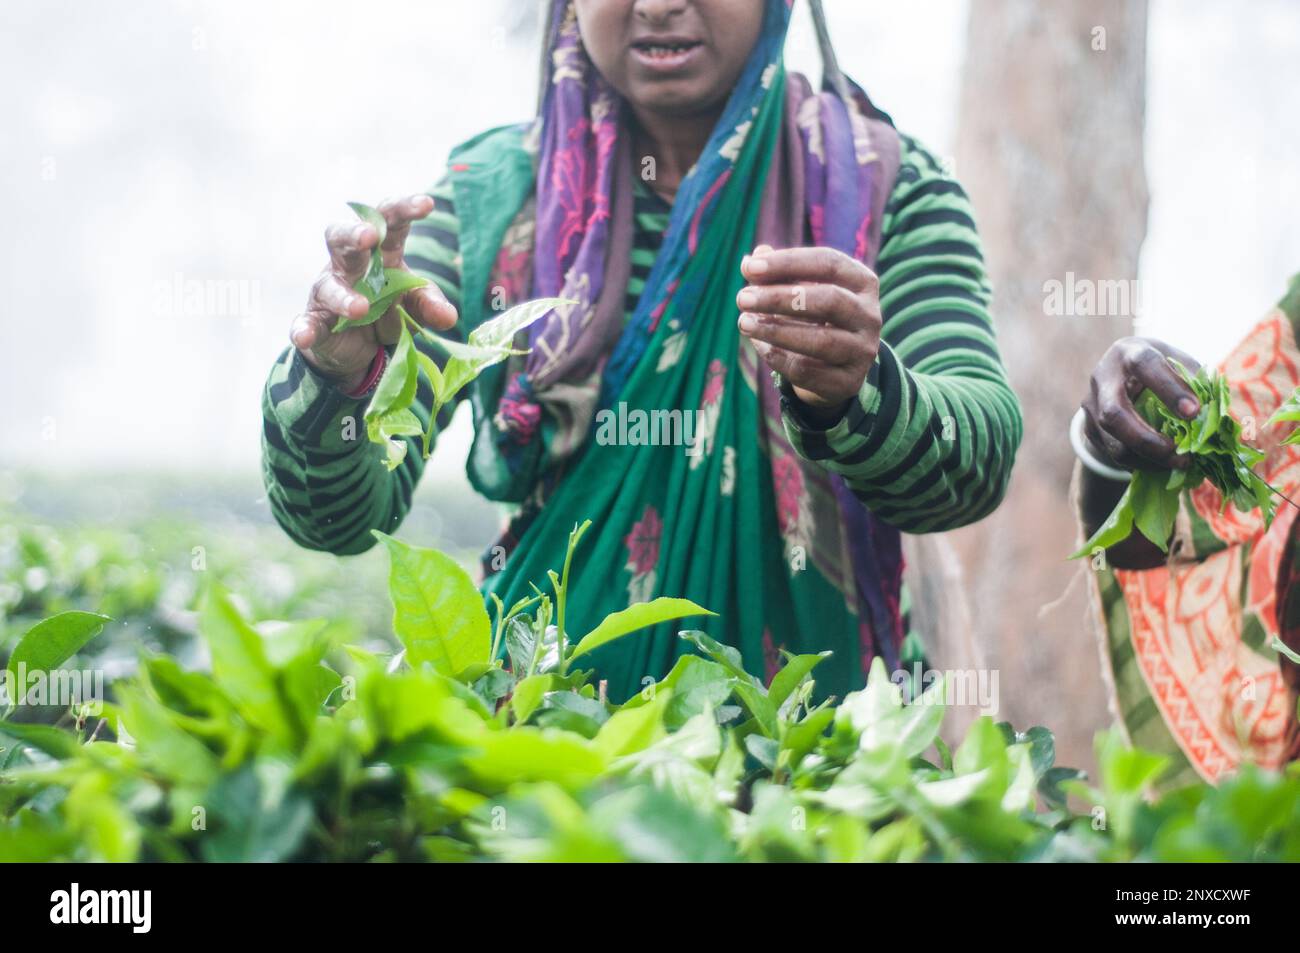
[1085,339,1197,470]
[738,312,859,364]
[290,311,329,351]
[378,194,436,266]
[325,222,379,283]
[1122,343,1200,419]
[295,195,459,384]
[1089,388,1184,469]
[1156,342,1202,375]
[291,307,379,382]
[741,245,877,294]
[368,194,458,330]
[311,272,370,320]
[751,339,859,399]
[735,282,871,330]
[737,247,881,409]
[401,279,458,332]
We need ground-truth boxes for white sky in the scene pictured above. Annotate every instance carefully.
[2,0,1297,480]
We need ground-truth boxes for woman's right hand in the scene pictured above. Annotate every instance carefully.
[1081,337,1203,471]
[290,195,458,392]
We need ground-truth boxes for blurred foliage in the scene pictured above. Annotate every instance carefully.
[1,518,1295,863]
[0,507,394,679]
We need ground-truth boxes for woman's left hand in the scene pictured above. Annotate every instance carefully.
[737,245,881,424]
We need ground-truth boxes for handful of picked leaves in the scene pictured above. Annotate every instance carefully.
[1072,362,1300,558]
[336,202,569,471]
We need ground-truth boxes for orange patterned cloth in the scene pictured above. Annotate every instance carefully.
[1086,298,1300,787]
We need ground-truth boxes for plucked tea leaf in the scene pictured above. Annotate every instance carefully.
[346,201,387,299]
[368,323,419,418]
[1128,469,1180,551]
[433,297,572,399]
[1073,363,1288,559]
[1070,486,1135,559]
[470,297,571,351]
[333,268,429,333]
[1266,388,1300,446]
[368,407,422,471]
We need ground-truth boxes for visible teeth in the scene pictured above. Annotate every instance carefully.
[645,44,688,55]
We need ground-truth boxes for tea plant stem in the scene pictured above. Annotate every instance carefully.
[397,307,441,460]
[489,595,506,667]
[555,584,568,675]
[556,521,591,676]
[526,595,550,679]
[400,307,427,342]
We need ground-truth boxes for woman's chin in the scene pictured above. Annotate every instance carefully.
[627,85,727,123]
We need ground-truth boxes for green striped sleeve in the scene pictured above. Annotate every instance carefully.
[780,135,1023,532]
[260,177,466,555]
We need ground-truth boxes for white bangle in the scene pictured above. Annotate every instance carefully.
[1070,408,1132,482]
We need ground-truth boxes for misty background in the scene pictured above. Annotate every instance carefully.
[5,0,1297,475]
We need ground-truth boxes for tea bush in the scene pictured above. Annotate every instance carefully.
[3,522,1297,863]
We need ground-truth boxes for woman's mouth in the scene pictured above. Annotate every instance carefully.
[629,38,704,74]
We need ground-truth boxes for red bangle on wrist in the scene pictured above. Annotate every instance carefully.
[345,348,387,398]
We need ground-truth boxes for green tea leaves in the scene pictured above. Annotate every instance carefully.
[358,292,571,469]
[333,203,432,333]
[373,531,491,677]
[568,597,715,663]
[200,585,296,746]
[1271,636,1300,665]
[4,611,110,709]
[8,511,1300,861]
[471,297,565,351]
[1266,389,1300,446]
[1073,363,1286,558]
[1070,484,1136,559]
[370,323,419,418]
[367,408,420,470]
[334,268,432,334]
[364,320,421,470]
[347,201,388,299]
[426,296,573,401]
[1128,469,1181,553]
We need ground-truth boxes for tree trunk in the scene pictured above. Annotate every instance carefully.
[929,0,1150,772]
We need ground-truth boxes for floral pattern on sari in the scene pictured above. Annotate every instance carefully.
[689,358,726,469]
[624,503,662,606]
[773,450,813,568]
